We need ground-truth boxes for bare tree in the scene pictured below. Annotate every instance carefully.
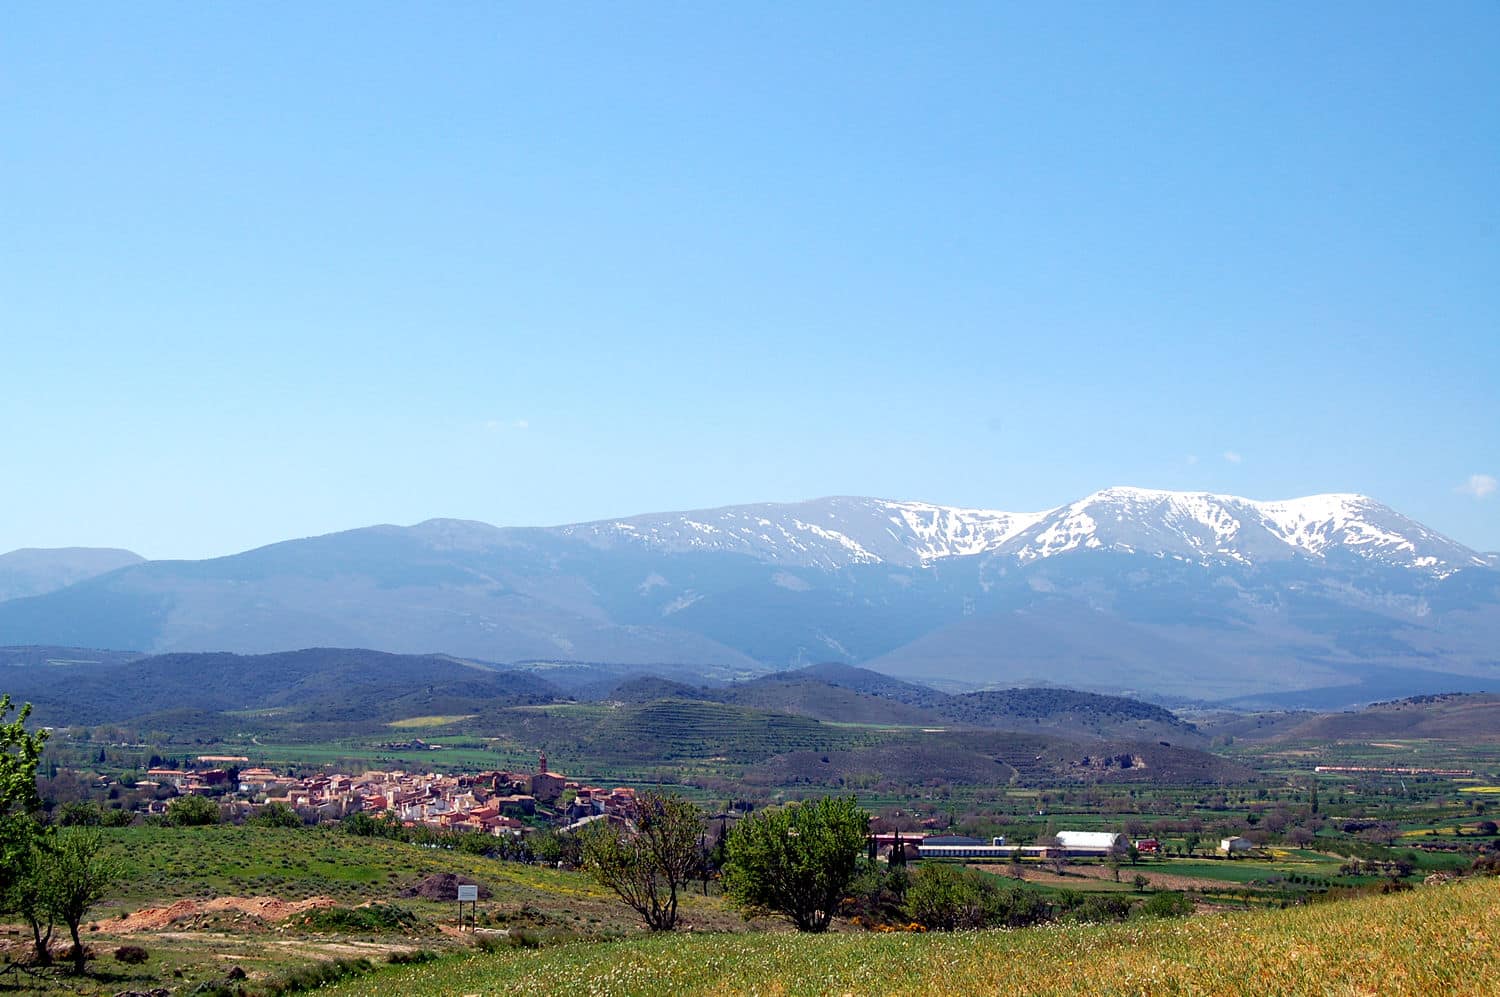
[581,792,704,931]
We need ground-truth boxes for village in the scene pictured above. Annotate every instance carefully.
[138,752,646,838]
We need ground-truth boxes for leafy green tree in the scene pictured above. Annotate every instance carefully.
[13,833,56,964]
[723,795,868,933]
[36,828,121,974]
[57,801,126,827]
[1,695,46,817]
[530,827,582,868]
[580,792,704,931]
[1,695,49,960]
[166,793,220,826]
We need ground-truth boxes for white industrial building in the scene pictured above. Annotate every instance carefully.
[916,830,1128,860]
[1055,831,1127,856]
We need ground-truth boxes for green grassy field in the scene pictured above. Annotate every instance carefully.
[320,877,1500,996]
[92,825,745,933]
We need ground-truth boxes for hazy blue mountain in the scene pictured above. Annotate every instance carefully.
[0,547,143,602]
[0,646,560,727]
[1,489,1495,705]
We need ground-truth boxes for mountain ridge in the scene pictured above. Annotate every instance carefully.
[547,487,1487,575]
[1,488,1494,706]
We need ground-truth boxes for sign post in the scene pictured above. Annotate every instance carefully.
[457,884,478,930]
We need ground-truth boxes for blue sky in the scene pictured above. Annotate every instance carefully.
[3,3,1497,559]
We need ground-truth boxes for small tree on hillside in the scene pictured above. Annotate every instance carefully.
[11,830,56,965]
[581,792,703,931]
[37,828,120,974]
[723,795,868,933]
[1,695,49,963]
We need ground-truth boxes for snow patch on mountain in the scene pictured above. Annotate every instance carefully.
[1005,487,1486,574]
[877,500,1046,561]
[551,489,1487,576]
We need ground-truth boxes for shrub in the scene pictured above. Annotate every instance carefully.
[113,944,149,964]
[842,866,909,927]
[905,864,1052,931]
[261,957,375,995]
[1064,893,1134,924]
[298,903,417,933]
[906,864,1000,931]
[1138,890,1194,918]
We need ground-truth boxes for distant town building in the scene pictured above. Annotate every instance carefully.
[531,752,567,804]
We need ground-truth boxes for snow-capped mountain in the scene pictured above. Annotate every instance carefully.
[3,488,1495,706]
[552,488,1487,576]
[999,487,1487,575]
[552,497,1044,569]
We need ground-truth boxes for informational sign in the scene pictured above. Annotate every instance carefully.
[457,885,479,902]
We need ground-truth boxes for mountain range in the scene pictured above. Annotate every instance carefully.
[1,487,1496,707]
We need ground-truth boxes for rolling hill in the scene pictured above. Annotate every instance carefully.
[1266,692,1500,742]
[0,546,143,602]
[0,647,560,728]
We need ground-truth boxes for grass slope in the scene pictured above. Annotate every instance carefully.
[94,825,744,933]
[325,878,1500,996]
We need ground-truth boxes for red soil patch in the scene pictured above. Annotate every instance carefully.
[100,896,338,934]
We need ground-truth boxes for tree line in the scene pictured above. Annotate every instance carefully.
[577,791,1194,933]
